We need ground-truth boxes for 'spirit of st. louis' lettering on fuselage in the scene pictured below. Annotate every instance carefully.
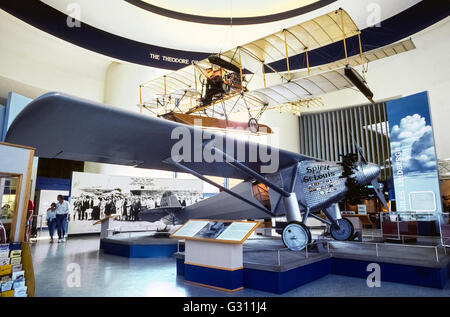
[303,164,340,183]
[305,165,331,174]
[303,171,337,183]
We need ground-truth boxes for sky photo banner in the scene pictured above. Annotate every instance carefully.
[386,91,442,215]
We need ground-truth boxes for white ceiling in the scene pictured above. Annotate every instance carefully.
[40,0,420,53]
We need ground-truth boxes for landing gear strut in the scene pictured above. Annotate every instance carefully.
[282,193,311,251]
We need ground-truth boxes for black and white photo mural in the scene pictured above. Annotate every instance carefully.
[68,172,203,234]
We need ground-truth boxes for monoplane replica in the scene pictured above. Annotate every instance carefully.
[6,92,388,251]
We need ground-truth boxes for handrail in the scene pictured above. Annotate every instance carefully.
[176,235,448,266]
[328,240,446,262]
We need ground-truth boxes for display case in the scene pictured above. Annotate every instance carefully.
[0,176,21,243]
[0,142,35,242]
[440,213,450,246]
[381,211,440,240]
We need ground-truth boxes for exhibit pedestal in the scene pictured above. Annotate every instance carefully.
[93,215,119,239]
[99,232,178,258]
[170,219,260,292]
[183,240,244,292]
[176,238,450,294]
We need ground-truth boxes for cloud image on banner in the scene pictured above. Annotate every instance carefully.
[386,91,441,214]
[390,113,437,177]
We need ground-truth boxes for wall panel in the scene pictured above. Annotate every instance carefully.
[298,102,391,180]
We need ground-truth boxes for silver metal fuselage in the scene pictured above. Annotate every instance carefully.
[177,160,381,224]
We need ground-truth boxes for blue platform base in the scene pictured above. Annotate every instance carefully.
[244,258,331,294]
[176,256,449,294]
[101,239,178,258]
[331,258,449,289]
[184,263,244,292]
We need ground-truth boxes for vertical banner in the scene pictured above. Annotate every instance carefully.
[386,91,446,244]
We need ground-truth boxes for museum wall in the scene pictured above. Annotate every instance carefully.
[0,9,109,102]
[315,17,450,159]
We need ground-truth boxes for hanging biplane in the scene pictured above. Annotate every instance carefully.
[138,8,415,134]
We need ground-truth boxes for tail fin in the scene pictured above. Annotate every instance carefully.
[160,191,182,208]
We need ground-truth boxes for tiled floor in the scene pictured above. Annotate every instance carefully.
[31,235,450,297]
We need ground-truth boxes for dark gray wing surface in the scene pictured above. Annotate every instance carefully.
[6,92,312,178]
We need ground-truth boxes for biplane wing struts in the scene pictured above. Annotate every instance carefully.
[138,8,416,134]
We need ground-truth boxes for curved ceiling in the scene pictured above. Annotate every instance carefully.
[124,0,333,25]
[39,0,421,52]
[134,0,319,18]
[1,0,448,71]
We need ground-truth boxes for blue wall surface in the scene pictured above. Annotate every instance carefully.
[0,105,5,138]
[1,92,32,141]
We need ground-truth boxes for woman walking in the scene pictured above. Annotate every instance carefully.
[46,203,57,243]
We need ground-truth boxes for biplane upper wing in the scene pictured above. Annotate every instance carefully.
[5,93,314,179]
[220,8,360,74]
[141,8,360,99]
[306,38,416,73]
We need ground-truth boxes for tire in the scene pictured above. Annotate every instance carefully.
[281,221,311,251]
[330,218,354,241]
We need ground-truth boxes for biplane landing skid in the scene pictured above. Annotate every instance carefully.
[161,112,273,135]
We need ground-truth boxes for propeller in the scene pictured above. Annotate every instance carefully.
[340,132,389,211]
[371,178,389,211]
[339,152,365,205]
[350,132,367,164]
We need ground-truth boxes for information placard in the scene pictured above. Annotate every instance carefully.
[170,219,260,244]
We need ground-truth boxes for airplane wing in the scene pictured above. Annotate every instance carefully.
[247,67,352,106]
[190,67,355,117]
[220,8,360,74]
[5,93,315,179]
[309,38,416,73]
[141,8,360,100]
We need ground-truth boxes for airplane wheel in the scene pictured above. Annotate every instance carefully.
[248,118,259,133]
[282,221,311,251]
[330,218,354,241]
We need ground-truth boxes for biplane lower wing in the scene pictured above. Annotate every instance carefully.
[5,93,312,179]
[249,68,353,106]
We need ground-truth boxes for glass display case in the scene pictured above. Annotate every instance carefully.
[381,211,440,240]
[440,212,450,246]
[0,175,21,243]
